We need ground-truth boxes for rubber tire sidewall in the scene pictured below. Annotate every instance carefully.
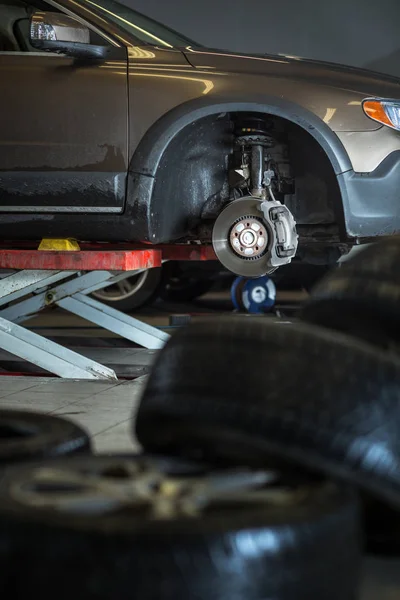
[92,268,162,312]
[136,316,400,509]
[0,411,92,465]
[0,454,361,600]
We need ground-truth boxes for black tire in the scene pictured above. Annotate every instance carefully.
[272,263,330,292]
[300,237,400,554]
[136,316,400,510]
[362,495,400,556]
[0,454,360,600]
[160,262,214,303]
[0,410,91,464]
[92,268,162,312]
[301,237,400,349]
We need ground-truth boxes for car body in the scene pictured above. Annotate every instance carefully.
[1,0,400,276]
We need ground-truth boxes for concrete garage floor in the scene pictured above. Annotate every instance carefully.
[0,376,143,454]
[0,294,399,599]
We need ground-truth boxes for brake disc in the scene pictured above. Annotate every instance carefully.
[212,196,298,277]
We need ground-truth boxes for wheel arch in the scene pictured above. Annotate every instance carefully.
[129,94,352,177]
[127,94,353,243]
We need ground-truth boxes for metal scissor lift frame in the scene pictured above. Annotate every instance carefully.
[0,247,180,380]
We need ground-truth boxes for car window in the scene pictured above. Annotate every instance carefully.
[0,0,106,52]
[79,0,199,48]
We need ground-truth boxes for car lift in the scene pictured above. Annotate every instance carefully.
[0,242,217,381]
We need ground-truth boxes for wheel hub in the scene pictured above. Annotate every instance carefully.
[229,217,268,259]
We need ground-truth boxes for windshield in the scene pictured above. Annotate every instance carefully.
[81,0,199,48]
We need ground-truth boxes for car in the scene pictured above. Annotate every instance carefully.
[92,260,218,311]
[1,0,400,279]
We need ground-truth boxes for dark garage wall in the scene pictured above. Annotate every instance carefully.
[127,0,400,78]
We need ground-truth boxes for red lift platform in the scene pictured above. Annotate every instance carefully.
[0,244,217,380]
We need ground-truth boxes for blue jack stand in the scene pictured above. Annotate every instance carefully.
[231,275,277,314]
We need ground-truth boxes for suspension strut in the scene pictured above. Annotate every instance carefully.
[235,117,274,198]
[212,117,299,277]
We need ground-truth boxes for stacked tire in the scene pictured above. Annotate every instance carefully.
[0,454,360,600]
[134,236,400,595]
[0,410,91,465]
[0,412,361,599]
[2,236,400,598]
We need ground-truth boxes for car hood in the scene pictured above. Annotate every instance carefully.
[183,47,400,98]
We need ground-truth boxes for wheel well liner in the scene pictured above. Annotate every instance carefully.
[129,94,353,178]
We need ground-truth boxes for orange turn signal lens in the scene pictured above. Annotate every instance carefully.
[363,99,400,129]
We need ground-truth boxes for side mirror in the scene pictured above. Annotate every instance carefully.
[29,12,109,59]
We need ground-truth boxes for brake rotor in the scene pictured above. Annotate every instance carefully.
[212,197,273,277]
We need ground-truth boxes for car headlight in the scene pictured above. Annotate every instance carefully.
[362,99,400,130]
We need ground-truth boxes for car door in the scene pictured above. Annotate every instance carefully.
[0,0,128,214]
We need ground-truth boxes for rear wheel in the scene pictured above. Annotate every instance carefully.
[92,268,161,312]
[159,262,214,303]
